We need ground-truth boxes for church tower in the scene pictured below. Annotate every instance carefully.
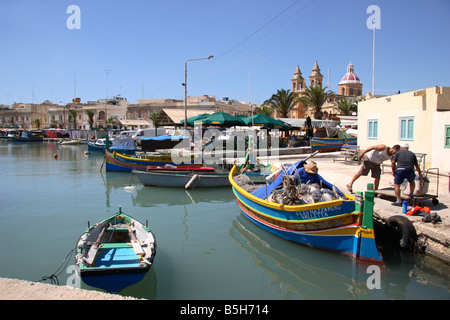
[290,65,307,118]
[309,60,323,88]
[291,65,306,92]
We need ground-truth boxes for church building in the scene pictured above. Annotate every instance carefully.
[290,61,363,119]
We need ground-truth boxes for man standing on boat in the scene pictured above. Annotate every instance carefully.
[347,144,400,193]
[391,143,423,206]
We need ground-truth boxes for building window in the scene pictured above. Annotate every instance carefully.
[399,117,414,140]
[445,125,450,148]
[368,120,378,139]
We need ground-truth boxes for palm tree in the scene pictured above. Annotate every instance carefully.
[262,89,300,118]
[68,109,79,129]
[33,118,41,129]
[254,104,273,116]
[84,109,95,129]
[149,111,164,126]
[335,97,358,116]
[298,86,335,119]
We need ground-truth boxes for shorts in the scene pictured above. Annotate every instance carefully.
[358,158,381,179]
[394,168,415,185]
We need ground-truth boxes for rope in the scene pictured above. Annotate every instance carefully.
[37,248,75,285]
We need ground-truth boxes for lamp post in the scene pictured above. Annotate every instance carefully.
[183,55,214,130]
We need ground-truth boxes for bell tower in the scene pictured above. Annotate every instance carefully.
[291,65,306,92]
[309,60,323,88]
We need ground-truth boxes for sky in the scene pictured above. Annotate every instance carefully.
[1,0,449,106]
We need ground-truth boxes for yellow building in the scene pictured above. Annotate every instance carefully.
[358,86,450,172]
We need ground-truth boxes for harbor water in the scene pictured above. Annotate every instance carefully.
[1,142,449,300]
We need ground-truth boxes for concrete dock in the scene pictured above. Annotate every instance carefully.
[0,278,139,300]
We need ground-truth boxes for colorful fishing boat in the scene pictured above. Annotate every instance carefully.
[12,131,44,142]
[228,160,383,263]
[104,149,200,172]
[75,207,156,293]
[310,137,357,152]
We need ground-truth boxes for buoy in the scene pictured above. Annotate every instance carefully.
[54,154,58,159]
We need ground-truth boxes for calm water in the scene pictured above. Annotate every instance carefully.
[1,142,449,300]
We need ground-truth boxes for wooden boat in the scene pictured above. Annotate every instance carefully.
[105,149,199,172]
[133,169,230,188]
[228,160,383,263]
[88,138,114,153]
[310,137,357,152]
[12,131,43,142]
[59,139,80,145]
[75,207,156,293]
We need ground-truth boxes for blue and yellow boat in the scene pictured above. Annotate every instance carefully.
[228,160,383,263]
[75,207,157,293]
[105,149,200,172]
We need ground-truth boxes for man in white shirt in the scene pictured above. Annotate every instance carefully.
[346,144,400,193]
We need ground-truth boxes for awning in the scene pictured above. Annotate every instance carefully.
[119,119,152,127]
[163,108,214,124]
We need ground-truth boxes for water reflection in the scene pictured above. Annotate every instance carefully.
[230,214,450,299]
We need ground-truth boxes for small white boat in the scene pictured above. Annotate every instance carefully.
[59,139,80,145]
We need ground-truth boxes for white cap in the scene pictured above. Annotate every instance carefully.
[401,143,409,148]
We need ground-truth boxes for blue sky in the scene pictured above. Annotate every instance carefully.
[1,0,449,105]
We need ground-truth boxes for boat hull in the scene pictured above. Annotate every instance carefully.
[228,165,382,263]
[12,136,43,142]
[134,170,230,188]
[105,149,199,172]
[310,137,357,152]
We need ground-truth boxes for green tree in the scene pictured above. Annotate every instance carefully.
[254,104,274,116]
[335,97,358,116]
[33,118,41,129]
[84,109,95,129]
[68,109,79,129]
[262,89,300,118]
[298,86,335,119]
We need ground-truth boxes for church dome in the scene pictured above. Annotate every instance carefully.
[339,62,361,85]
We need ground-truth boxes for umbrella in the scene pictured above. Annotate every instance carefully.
[181,113,212,126]
[244,114,290,129]
[201,112,246,127]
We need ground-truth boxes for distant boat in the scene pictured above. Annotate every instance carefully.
[75,207,156,293]
[59,139,80,145]
[310,137,357,152]
[88,136,136,154]
[104,149,200,172]
[12,131,43,142]
[133,169,231,188]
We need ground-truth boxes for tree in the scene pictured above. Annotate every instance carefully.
[335,97,358,116]
[254,104,273,116]
[68,109,79,129]
[149,111,164,126]
[262,89,300,118]
[298,86,335,119]
[33,118,41,129]
[84,109,95,129]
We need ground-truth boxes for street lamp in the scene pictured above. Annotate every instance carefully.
[183,55,214,130]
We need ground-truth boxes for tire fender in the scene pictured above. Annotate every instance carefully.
[386,215,418,249]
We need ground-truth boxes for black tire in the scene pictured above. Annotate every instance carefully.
[385,215,418,249]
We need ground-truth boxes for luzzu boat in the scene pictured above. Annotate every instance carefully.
[104,149,200,172]
[310,137,357,152]
[75,207,156,293]
[228,160,383,263]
